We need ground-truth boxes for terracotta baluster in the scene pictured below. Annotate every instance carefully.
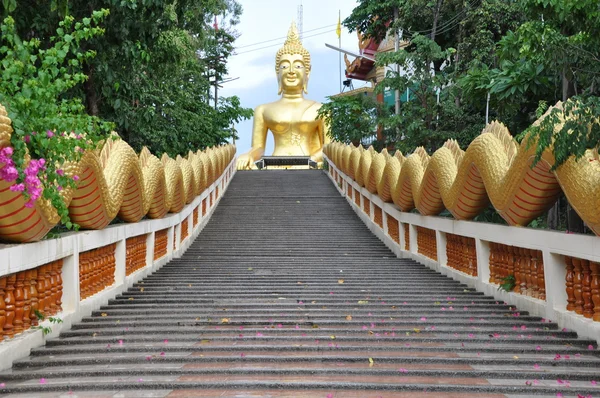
[80,254,88,299]
[509,246,519,293]
[581,259,593,318]
[565,256,575,310]
[3,274,16,338]
[573,257,584,315]
[0,277,6,342]
[29,269,39,326]
[13,271,25,334]
[22,270,31,331]
[536,251,546,300]
[48,262,58,315]
[54,261,63,313]
[489,242,496,283]
[37,266,46,316]
[43,265,52,314]
[529,249,539,299]
[590,262,600,321]
[521,248,530,296]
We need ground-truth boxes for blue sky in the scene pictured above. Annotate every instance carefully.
[220,0,362,155]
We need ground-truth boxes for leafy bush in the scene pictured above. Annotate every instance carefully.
[0,12,113,228]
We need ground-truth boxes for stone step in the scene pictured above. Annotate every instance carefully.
[2,170,597,397]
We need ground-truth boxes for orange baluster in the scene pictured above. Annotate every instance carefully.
[573,257,584,315]
[13,271,25,334]
[54,261,63,313]
[489,242,496,283]
[590,261,600,322]
[22,270,31,331]
[3,274,16,338]
[29,269,39,326]
[529,250,539,299]
[521,248,530,296]
[37,266,47,316]
[511,246,521,293]
[565,256,575,311]
[48,262,58,315]
[536,251,546,301]
[43,265,52,314]
[0,277,6,341]
[581,259,593,318]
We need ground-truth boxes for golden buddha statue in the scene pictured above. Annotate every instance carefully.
[236,22,329,170]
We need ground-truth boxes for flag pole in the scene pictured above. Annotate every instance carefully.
[338,10,342,92]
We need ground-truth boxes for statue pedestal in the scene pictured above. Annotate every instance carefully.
[255,156,317,170]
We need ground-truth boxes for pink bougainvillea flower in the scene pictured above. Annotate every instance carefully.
[46,130,54,138]
[73,175,79,181]
[146,356,152,361]
[240,353,246,358]
[327,394,334,398]
[536,346,542,351]
[0,383,5,388]
[398,368,408,373]
[160,352,165,356]
[588,345,595,350]
[9,183,25,192]
[118,340,123,346]
[533,364,540,370]
[468,334,474,338]
[591,380,597,385]
[137,378,143,382]
[56,169,64,176]
[39,378,47,384]
[420,317,427,321]
[556,393,563,398]
[256,332,263,337]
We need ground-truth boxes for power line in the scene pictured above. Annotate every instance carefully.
[406,0,478,37]
[233,29,337,56]
[235,24,337,50]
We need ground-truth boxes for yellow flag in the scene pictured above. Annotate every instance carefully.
[336,13,341,38]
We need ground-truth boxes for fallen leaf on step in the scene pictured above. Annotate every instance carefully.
[358,300,368,304]
[221,318,230,324]
[139,288,144,292]
[368,358,374,367]
[101,313,108,317]
[338,279,344,284]
[345,315,353,321]
[200,339,211,344]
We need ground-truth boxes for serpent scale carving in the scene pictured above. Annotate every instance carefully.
[0,103,235,242]
[324,102,600,236]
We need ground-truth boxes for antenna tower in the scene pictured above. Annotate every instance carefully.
[297,2,303,41]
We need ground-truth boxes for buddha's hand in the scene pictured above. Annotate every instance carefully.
[236,153,254,170]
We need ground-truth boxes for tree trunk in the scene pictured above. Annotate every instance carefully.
[84,64,99,116]
[431,0,444,42]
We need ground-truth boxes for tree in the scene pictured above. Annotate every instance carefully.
[317,94,383,146]
[3,0,252,156]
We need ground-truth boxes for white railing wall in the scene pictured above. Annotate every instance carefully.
[0,158,237,370]
[325,156,600,344]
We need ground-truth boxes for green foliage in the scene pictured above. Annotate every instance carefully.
[6,0,252,156]
[523,96,600,169]
[0,13,113,228]
[317,94,383,145]
[32,309,63,335]
[497,274,516,292]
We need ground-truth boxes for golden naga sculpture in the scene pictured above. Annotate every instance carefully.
[236,22,329,170]
[324,102,600,236]
[0,103,236,243]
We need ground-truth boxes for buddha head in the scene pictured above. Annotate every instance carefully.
[275,22,311,95]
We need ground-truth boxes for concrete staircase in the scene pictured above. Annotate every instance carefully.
[0,170,599,397]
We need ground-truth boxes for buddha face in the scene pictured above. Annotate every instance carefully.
[277,53,309,95]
